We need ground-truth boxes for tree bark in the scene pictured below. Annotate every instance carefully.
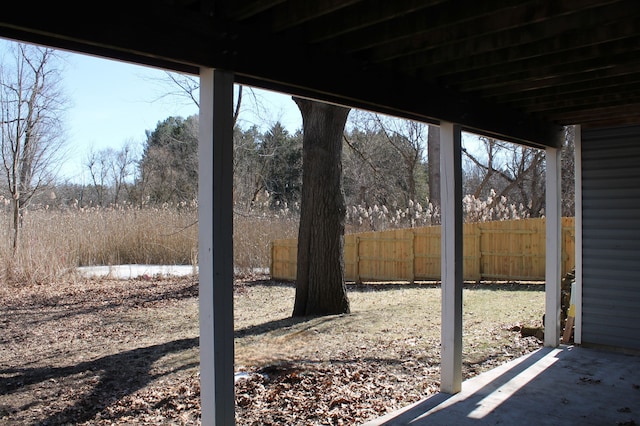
[292,97,351,316]
[427,125,441,209]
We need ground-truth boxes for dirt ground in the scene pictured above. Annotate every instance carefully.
[0,275,544,425]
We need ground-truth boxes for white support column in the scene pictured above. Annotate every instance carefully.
[198,68,235,425]
[545,141,562,347]
[440,122,463,394]
[574,125,583,344]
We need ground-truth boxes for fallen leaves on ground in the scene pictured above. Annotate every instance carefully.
[0,275,543,425]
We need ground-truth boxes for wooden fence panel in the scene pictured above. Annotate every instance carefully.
[413,226,441,280]
[271,218,576,282]
[561,217,575,279]
[270,238,297,280]
[464,223,482,282]
[477,219,545,280]
[354,229,414,281]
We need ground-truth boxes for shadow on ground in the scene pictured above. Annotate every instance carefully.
[1,337,199,424]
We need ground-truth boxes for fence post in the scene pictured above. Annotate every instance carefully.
[355,236,361,284]
[474,224,482,282]
[410,230,415,284]
[269,241,274,279]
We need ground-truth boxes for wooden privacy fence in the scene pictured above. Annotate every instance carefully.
[270,217,575,282]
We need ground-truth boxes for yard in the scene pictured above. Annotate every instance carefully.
[0,275,544,425]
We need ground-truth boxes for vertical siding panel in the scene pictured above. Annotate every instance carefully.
[582,125,640,351]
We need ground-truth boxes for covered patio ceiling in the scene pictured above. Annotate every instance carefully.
[2,2,637,424]
[1,0,638,147]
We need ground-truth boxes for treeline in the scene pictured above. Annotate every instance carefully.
[0,110,577,284]
[37,113,575,228]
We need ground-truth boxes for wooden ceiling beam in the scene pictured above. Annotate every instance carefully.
[222,19,560,147]
[411,23,638,88]
[268,0,364,32]
[384,5,638,73]
[476,63,640,102]
[227,0,285,20]
[0,0,560,146]
[552,103,640,125]
[334,0,539,55]
[2,0,636,132]
[0,1,212,74]
[513,85,640,112]
[364,0,629,65]
[301,0,439,44]
[447,42,640,92]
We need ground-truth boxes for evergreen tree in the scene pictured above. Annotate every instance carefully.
[260,122,302,207]
[138,115,199,204]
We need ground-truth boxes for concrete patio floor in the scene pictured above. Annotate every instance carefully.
[364,345,640,425]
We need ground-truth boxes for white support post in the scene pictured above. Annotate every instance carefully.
[574,125,583,344]
[440,122,463,394]
[198,68,235,425]
[545,141,562,347]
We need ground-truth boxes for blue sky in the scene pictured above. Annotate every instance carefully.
[61,53,197,182]
[61,51,302,183]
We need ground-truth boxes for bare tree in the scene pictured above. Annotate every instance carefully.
[462,137,545,217]
[152,72,281,212]
[110,141,136,205]
[344,111,428,210]
[0,43,68,253]
[85,141,137,206]
[373,114,427,205]
[156,71,247,126]
[342,113,394,208]
[85,148,109,206]
[232,125,263,210]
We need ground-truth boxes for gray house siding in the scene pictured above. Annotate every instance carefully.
[582,125,640,351]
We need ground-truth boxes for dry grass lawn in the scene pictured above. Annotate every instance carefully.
[0,275,544,425]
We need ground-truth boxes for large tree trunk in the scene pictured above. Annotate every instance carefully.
[292,97,351,316]
[427,125,441,210]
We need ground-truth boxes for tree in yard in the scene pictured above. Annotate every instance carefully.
[427,125,440,212]
[232,122,303,211]
[85,147,109,206]
[292,97,351,317]
[232,124,262,211]
[373,114,428,205]
[343,111,428,210]
[462,137,545,218]
[110,141,137,205]
[260,122,303,208]
[85,141,137,206]
[342,124,401,208]
[137,115,199,204]
[149,73,280,211]
[561,125,576,217]
[0,42,68,254]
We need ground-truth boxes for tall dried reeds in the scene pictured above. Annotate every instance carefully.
[0,189,534,286]
[0,200,300,285]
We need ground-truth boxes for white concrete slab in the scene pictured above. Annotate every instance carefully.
[77,264,198,279]
[365,346,640,425]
